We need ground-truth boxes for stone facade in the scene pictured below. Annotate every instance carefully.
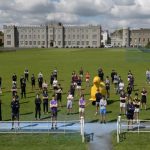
[111,28,150,47]
[3,23,101,48]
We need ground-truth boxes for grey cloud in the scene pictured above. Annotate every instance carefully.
[113,0,136,6]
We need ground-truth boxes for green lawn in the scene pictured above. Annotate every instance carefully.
[0,48,150,149]
[112,132,150,150]
[0,133,87,150]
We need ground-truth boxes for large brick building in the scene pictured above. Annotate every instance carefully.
[3,23,102,48]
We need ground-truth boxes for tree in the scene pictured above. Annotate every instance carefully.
[145,41,150,48]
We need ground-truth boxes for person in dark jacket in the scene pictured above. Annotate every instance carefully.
[35,94,42,120]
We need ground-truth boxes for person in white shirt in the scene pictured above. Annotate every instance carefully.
[99,96,107,124]
[67,91,74,115]
[146,69,150,84]
[119,80,125,93]
[52,78,58,90]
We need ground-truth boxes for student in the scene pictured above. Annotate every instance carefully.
[113,72,119,94]
[52,77,58,91]
[133,93,140,123]
[12,73,17,84]
[79,67,84,80]
[111,69,116,84]
[126,99,135,130]
[95,89,102,115]
[99,96,107,123]
[85,71,90,87]
[120,90,127,115]
[38,73,43,90]
[56,84,63,107]
[0,99,2,121]
[70,82,76,97]
[21,78,26,99]
[53,68,58,79]
[76,76,82,96]
[42,90,49,114]
[35,94,42,120]
[50,95,58,129]
[105,76,110,99]
[118,80,125,93]
[24,68,29,81]
[126,83,132,100]
[11,96,20,129]
[67,91,74,115]
[98,67,104,81]
[79,94,86,118]
[146,69,150,84]
[31,74,36,90]
[42,80,48,91]
[141,87,147,110]
[50,72,54,86]
[11,83,17,96]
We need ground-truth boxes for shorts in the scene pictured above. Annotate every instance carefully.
[127,114,134,120]
[86,79,89,82]
[67,100,72,109]
[76,86,81,90]
[96,102,100,107]
[134,108,140,113]
[12,113,19,120]
[120,102,126,108]
[51,111,57,117]
[79,108,85,113]
[100,108,106,115]
[141,96,146,104]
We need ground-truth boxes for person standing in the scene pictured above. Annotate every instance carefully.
[95,89,102,115]
[38,72,43,90]
[120,90,127,115]
[21,78,26,99]
[141,88,147,110]
[35,94,42,120]
[11,96,20,129]
[126,99,135,130]
[42,90,49,114]
[146,69,150,84]
[56,84,63,107]
[50,95,58,129]
[85,71,90,87]
[133,93,140,123]
[12,73,17,84]
[31,74,36,90]
[111,69,116,84]
[79,94,86,118]
[67,91,74,115]
[98,67,104,81]
[99,96,107,123]
[105,76,110,100]
[24,68,29,81]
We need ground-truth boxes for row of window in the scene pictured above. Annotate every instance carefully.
[64,41,97,45]
[19,41,45,45]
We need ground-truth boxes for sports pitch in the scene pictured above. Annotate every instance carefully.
[0,47,150,150]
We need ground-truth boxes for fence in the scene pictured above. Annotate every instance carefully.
[117,116,150,143]
[0,117,85,142]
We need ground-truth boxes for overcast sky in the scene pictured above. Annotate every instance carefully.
[0,0,150,31]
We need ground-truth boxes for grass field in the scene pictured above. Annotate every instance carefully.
[0,47,150,149]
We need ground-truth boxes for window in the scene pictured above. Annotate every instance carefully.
[86,35,88,39]
[20,41,23,45]
[77,35,79,39]
[82,41,84,45]
[7,41,11,45]
[86,41,89,45]
[68,41,71,45]
[25,41,28,45]
[38,35,40,39]
[29,41,32,45]
[20,35,23,39]
[92,35,97,39]
[58,34,61,39]
[25,35,27,39]
[33,35,36,39]
[29,35,32,39]
[65,41,67,45]
[77,41,80,45]
[82,35,84,39]
[73,35,75,39]
[33,41,36,45]
[72,41,76,45]
[42,41,45,45]
[68,35,71,39]
[7,34,11,39]
[38,41,40,45]
[58,41,61,45]
[92,41,97,45]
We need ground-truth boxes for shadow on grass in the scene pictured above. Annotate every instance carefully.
[20,101,29,104]
[88,119,99,123]
[20,112,33,116]
[107,99,119,105]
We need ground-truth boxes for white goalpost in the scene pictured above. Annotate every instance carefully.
[117,116,150,143]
